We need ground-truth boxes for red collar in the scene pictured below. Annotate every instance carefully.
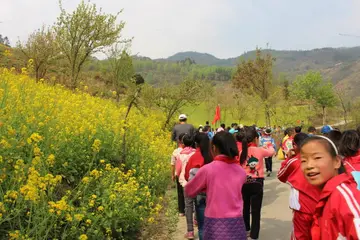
[317,173,353,207]
[248,142,257,147]
[214,155,239,164]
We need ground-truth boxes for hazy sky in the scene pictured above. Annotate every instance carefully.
[1,0,360,59]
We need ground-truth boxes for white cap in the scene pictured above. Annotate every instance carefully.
[179,114,187,120]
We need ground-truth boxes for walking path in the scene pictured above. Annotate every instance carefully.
[173,159,292,240]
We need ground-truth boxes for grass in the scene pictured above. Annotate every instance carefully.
[183,102,312,128]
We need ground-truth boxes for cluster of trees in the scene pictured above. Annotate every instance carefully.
[0,34,10,46]
[16,0,126,90]
[230,49,351,127]
[1,1,354,128]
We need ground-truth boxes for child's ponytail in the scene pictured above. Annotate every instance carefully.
[240,131,248,165]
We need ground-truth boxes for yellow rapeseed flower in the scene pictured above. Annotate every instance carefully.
[74,213,84,221]
[79,234,88,240]
[91,139,101,153]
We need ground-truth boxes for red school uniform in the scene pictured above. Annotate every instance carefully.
[277,154,321,240]
[344,151,360,173]
[184,148,205,181]
[311,173,360,240]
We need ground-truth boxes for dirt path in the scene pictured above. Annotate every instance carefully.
[173,159,292,240]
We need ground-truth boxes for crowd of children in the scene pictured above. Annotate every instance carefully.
[170,114,360,240]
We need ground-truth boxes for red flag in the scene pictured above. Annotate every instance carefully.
[212,105,221,125]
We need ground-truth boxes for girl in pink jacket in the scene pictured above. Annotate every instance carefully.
[240,126,275,240]
[185,131,247,240]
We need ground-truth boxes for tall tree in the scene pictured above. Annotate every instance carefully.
[232,49,275,126]
[290,71,322,105]
[108,45,135,102]
[17,26,57,80]
[315,82,337,125]
[55,0,125,89]
[335,85,351,125]
[143,79,203,129]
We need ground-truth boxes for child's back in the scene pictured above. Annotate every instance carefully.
[187,159,246,218]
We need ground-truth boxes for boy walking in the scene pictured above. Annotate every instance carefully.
[260,128,276,177]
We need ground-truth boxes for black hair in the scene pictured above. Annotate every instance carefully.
[195,132,213,164]
[179,118,187,123]
[308,126,316,133]
[226,127,231,131]
[287,128,295,136]
[235,127,246,142]
[284,128,290,136]
[240,126,259,165]
[178,133,186,143]
[328,130,342,148]
[295,126,302,133]
[203,126,211,132]
[300,136,346,174]
[212,131,239,159]
[182,134,194,147]
[339,130,360,157]
[220,123,225,128]
[206,121,209,125]
[293,132,309,147]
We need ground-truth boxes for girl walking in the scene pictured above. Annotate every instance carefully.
[185,131,247,240]
[300,135,360,239]
[184,132,213,240]
[240,126,275,240]
[171,133,187,216]
[277,133,321,239]
[177,134,196,239]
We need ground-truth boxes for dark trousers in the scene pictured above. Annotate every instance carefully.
[242,179,264,239]
[195,194,206,240]
[176,177,185,214]
[265,157,273,172]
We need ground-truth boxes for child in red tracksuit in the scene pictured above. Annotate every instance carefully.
[339,130,360,172]
[278,133,321,239]
[300,135,360,240]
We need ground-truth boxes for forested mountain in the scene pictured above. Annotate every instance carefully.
[144,47,360,90]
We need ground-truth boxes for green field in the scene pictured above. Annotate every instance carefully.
[183,102,312,128]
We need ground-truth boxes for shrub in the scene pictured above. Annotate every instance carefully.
[0,68,172,239]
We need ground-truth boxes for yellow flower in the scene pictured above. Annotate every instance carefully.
[91,194,97,199]
[74,214,84,221]
[82,177,90,184]
[47,154,55,166]
[79,234,88,240]
[66,213,73,222]
[91,139,101,153]
[86,219,92,225]
[97,206,104,211]
[0,139,11,149]
[100,159,105,164]
[89,199,95,207]
[8,230,20,240]
[148,217,155,223]
[90,169,101,179]
[109,194,116,201]
[29,133,43,143]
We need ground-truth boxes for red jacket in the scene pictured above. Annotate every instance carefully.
[311,173,360,240]
[277,154,321,214]
[185,148,204,181]
[344,151,360,173]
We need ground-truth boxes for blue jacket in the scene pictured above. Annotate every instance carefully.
[260,136,277,152]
